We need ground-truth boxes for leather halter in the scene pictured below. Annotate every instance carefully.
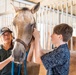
[15,38,30,51]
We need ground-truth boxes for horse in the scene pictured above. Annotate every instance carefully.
[12,2,40,75]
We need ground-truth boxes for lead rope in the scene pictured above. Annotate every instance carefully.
[24,50,29,75]
[11,50,29,75]
[11,62,21,75]
[11,61,14,75]
[18,64,21,75]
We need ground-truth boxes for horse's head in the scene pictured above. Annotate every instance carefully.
[12,2,40,64]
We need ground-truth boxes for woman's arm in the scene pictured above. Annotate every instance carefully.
[0,55,13,70]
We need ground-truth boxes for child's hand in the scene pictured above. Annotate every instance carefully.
[33,28,40,40]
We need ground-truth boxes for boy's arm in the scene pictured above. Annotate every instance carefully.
[0,55,13,70]
[27,41,34,62]
[33,28,46,64]
[41,49,67,70]
[33,28,46,56]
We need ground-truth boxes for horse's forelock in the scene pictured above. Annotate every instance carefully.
[15,9,34,22]
[21,7,29,11]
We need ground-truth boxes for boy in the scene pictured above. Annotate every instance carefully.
[33,23,73,75]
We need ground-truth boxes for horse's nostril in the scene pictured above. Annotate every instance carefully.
[20,52,24,58]
[19,52,25,61]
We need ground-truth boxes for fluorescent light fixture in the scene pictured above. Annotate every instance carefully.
[15,0,36,5]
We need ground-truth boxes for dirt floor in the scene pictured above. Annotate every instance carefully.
[69,51,76,75]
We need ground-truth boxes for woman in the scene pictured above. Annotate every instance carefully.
[0,27,20,75]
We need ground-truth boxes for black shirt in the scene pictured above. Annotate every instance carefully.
[0,45,20,75]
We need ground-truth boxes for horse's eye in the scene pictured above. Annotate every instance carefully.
[31,23,36,27]
[13,22,16,26]
[31,24,34,27]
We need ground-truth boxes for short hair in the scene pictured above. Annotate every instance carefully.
[53,23,73,42]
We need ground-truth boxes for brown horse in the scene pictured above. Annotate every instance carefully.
[11,2,41,75]
[12,2,40,64]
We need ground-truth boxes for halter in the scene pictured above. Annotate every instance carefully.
[15,38,30,51]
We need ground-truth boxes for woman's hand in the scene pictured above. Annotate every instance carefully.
[9,55,14,61]
[0,55,14,70]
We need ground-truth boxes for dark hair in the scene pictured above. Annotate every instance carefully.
[53,23,73,42]
[0,27,12,35]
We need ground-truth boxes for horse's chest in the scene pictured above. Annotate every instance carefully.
[21,62,40,75]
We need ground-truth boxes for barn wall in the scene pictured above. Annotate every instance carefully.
[0,0,76,50]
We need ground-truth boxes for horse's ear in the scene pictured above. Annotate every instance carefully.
[31,2,40,14]
[11,3,21,12]
[13,7,21,12]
